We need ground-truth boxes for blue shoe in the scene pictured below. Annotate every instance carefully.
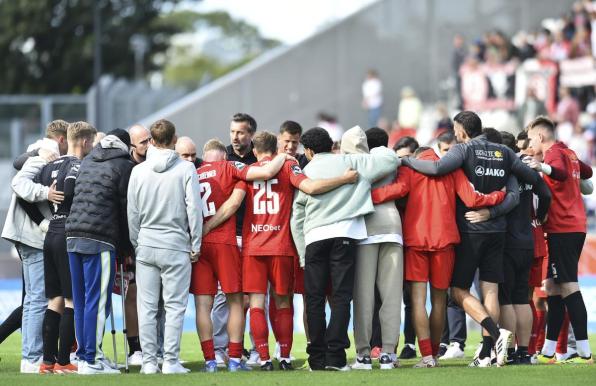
[205,360,218,373]
[228,359,252,372]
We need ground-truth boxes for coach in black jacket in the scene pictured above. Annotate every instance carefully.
[65,128,134,373]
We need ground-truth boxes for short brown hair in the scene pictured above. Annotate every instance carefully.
[252,131,278,154]
[203,138,227,154]
[150,119,176,146]
[528,115,555,134]
[46,119,69,140]
[68,121,97,142]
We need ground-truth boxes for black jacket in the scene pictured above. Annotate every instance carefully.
[66,138,135,257]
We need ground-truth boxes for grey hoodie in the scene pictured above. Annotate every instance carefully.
[127,146,203,254]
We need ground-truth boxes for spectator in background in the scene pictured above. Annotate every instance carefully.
[435,103,453,136]
[176,136,203,168]
[518,87,548,128]
[550,30,570,61]
[317,112,344,144]
[362,69,383,128]
[398,87,422,134]
[557,87,580,126]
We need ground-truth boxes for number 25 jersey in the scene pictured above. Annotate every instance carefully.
[239,158,306,257]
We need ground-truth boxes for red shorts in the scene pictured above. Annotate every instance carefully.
[528,256,544,288]
[294,256,305,294]
[190,242,242,295]
[405,247,455,290]
[243,255,294,295]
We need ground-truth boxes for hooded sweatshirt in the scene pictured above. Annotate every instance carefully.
[340,127,402,244]
[127,146,203,254]
[371,148,506,250]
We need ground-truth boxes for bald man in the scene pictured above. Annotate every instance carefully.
[129,125,152,164]
[175,136,203,168]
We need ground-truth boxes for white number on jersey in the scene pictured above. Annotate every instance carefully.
[199,182,216,217]
[253,179,279,214]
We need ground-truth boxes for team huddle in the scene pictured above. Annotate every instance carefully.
[1,110,593,375]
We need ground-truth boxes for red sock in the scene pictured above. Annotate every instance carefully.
[556,311,569,354]
[277,307,294,359]
[250,308,270,361]
[201,339,215,361]
[229,341,243,360]
[269,299,280,341]
[536,310,547,352]
[431,342,440,357]
[418,338,432,357]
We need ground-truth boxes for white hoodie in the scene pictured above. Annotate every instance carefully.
[127,146,203,254]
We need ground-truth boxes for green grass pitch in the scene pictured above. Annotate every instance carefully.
[0,332,595,385]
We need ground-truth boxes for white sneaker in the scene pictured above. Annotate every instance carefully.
[78,360,121,374]
[469,356,492,367]
[140,362,161,374]
[473,342,483,360]
[20,358,41,373]
[414,356,438,368]
[128,351,143,366]
[215,351,228,368]
[495,329,512,367]
[351,355,372,370]
[246,350,261,367]
[556,347,577,362]
[273,343,296,361]
[162,361,191,374]
[440,342,465,360]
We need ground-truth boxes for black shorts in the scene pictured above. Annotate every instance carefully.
[43,231,72,299]
[499,248,533,305]
[546,232,586,284]
[451,232,505,289]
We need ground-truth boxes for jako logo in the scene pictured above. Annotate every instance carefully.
[475,166,505,177]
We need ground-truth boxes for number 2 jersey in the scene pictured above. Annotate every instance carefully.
[197,160,250,245]
[239,157,306,257]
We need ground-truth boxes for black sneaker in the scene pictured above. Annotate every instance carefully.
[351,355,372,370]
[261,361,274,371]
[505,350,517,365]
[438,344,448,358]
[279,360,294,371]
[379,353,393,370]
[399,345,417,359]
[516,353,532,365]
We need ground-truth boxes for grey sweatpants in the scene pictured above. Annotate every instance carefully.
[136,246,191,366]
[353,242,403,355]
[212,289,229,355]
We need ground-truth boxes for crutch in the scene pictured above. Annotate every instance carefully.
[110,305,118,366]
[120,260,130,373]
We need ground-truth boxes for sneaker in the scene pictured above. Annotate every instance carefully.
[260,361,274,371]
[516,353,533,365]
[39,362,55,374]
[78,360,121,375]
[128,351,143,366]
[273,343,295,362]
[140,362,160,374]
[97,357,119,370]
[228,359,252,372]
[536,353,557,365]
[325,365,351,371]
[414,356,437,368]
[473,342,483,360]
[279,359,294,371]
[215,351,228,368]
[468,356,492,367]
[370,346,381,360]
[438,343,448,358]
[204,360,218,373]
[561,355,594,365]
[296,361,310,371]
[440,342,465,360]
[162,361,191,374]
[54,362,78,374]
[246,351,261,367]
[379,353,394,370]
[495,329,512,367]
[351,355,372,370]
[399,344,417,359]
[20,358,42,374]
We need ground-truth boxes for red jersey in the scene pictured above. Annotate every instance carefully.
[240,158,307,257]
[198,160,249,245]
[542,142,592,234]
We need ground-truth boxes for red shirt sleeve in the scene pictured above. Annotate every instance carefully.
[228,161,250,181]
[453,169,506,208]
[579,159,593,180]
[287,161,307,188]
[371,167,411,204]
[544,148,568,181]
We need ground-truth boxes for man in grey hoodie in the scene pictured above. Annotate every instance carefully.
[127,119,203,375]
[291,126,400,371]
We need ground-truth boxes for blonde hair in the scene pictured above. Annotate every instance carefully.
[46,119,69,140]
[203,138,227,154]
[67,121,97,142]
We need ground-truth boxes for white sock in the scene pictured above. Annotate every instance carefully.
[541,339,557,357]
[260,360,271,366]
[229,357,241,363]
[576,340,592,358]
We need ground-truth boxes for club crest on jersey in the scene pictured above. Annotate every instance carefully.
[475,166,505,177]
[291,165,303,176]
[233,161,246,170]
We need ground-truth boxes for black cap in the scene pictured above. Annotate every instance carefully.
[107,128,131,149]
